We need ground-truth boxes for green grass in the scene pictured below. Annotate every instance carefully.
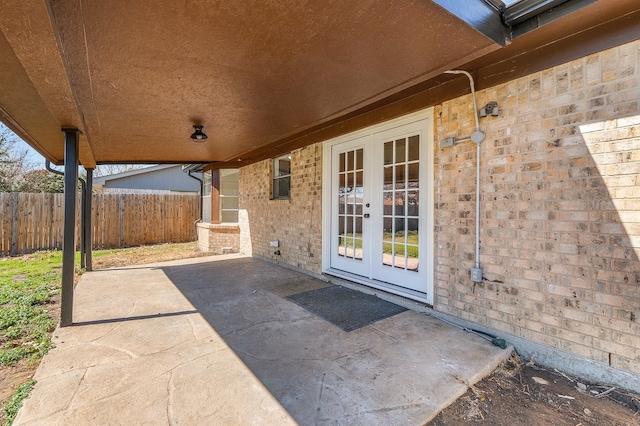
[339,231,419,258]
[3,379,35,426]
[0,251,63,367]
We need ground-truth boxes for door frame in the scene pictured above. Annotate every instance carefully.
[321,108,434,305]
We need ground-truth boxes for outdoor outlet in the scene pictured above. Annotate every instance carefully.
[470,267,483,283]
[270,240,279,247]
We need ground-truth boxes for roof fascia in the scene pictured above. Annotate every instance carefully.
[432,0,509,46]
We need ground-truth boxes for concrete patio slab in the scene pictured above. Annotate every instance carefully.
[15,254,512,425]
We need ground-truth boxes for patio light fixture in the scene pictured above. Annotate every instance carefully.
[479,101,500,118]
[190,125,208,142]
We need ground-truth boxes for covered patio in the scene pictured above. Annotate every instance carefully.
[3,0,640,420]
[15,255,510,425]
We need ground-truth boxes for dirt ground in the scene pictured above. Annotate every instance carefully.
[431,353,640,425]
[2,244,639,425]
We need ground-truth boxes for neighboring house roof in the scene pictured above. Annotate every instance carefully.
[93,164,178,183]
[93,164,201,193]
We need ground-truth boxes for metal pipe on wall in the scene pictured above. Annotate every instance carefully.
[444,70,484,278]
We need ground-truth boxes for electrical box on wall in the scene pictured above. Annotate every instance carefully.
[270,240,279,247]
[440,137,455,148]
[470,267,483,283]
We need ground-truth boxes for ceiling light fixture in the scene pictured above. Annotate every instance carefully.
[190,125,208,142]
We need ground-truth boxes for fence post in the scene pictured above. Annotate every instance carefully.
[119,194,125,247]
[10,193,18,256]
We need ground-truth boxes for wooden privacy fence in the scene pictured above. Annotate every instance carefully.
[0,193,200,256]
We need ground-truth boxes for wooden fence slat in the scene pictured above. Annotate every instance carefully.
[0,192,198,256]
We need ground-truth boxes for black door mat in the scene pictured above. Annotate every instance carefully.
[286,285,407,332]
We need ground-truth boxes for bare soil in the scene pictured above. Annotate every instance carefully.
[431,353,640,426]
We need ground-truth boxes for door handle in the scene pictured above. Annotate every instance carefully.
[364,213,370,218]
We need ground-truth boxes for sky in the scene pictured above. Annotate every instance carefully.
[1,122,154,176]
[1,123,47,169]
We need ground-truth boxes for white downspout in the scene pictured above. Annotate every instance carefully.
[444,70,484,276]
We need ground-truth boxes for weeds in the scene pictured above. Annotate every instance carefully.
[0,252,61,366]
[3,380,35,426]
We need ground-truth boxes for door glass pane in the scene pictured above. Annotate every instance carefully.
[408,163,419,187]
[395,165,405,189]
[383,167,392,188]
[384,142,393,165]
[395,138,406,163]
[407,245,419,271]
[393,244,406,269]
[383,218,393,241]
[408,135,419,161]
[407,218,419,239]
[353,238,363,260]
[380,135,419,273]
[383,192,392,215]
[356,149,363,169]
[382,242,393,267]
[407,190,419,217]
[394,218,405,242]
[395,192,405,216]
[355,171,363,193]
[337,147,364,262]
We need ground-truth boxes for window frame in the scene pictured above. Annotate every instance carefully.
[272,154,291,200]
[219,169,239,223]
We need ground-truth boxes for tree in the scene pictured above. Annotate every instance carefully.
[93,164,147,177]
[13,169,64,193]
[0,128,29,191]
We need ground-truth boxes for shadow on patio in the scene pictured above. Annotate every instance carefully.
[15,255,511,425]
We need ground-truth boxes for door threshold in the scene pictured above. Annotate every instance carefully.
[323,268,432,306]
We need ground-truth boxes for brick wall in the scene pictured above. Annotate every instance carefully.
[196,223,240,254]
[435,41,640,373]
[239,144,323,274]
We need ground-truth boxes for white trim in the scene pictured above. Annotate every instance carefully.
[322,108,435,304]
[324,268,431,304]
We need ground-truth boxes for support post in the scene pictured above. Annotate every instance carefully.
[79,178,86,269]
[61,128,79,327]
[211,169,220,224]
[85,169,93,271]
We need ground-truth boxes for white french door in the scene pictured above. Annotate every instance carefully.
[330,136,371,277]
[324,110,434,303]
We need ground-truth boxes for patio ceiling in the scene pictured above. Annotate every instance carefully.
[0,0,638,168]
